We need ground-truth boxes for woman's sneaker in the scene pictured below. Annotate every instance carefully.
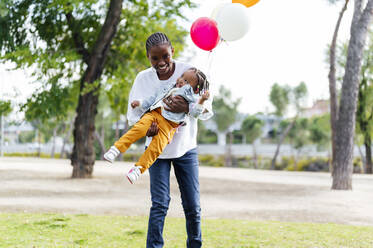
[126,166,142,184]
[103,146,120,163]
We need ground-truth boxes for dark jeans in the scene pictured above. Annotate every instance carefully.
[146,148,202,248]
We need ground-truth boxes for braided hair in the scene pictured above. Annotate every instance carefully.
[189,67,209,95]
[146,32,172,54]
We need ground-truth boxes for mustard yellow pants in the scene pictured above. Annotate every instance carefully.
[114,108,179,173]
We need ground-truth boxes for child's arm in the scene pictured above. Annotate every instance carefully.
[189,91,210,118]
[198,91,210,104]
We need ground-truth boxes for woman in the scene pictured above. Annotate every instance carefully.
[126,32,213,248]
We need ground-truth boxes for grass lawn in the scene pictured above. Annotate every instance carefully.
[0,213,372,248]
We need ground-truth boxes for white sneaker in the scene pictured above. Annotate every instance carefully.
[126,166,142,184]
[103,146,120,163]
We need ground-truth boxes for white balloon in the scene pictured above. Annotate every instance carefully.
[215,3,250,41]
[210,3,228,20]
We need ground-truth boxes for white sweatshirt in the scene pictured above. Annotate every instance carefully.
[127,60,213,159]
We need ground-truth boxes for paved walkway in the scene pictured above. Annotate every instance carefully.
[1,157,373,226]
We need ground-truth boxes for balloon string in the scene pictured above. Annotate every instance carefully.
[206,50,214,76]
[204,50,214,93]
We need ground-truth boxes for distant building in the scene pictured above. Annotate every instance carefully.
[302,99,329,118]
[202,113,282,145]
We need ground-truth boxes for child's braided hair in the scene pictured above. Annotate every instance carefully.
[146,32,172,54]
[189,67,209,95]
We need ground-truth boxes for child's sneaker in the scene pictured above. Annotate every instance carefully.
[103,146,120,163]
[126,166,142,184]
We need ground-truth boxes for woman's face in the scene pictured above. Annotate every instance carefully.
[148,44,175,79]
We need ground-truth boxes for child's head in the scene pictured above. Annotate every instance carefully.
[146,32,175,79]
[176,68,209,95]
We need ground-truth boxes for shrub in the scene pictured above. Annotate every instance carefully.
[198,154,224,167]
[121,153,141,162]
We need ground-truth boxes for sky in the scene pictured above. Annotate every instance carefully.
[0,0,355,118]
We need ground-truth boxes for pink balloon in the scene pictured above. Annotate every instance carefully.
[190,17,220,51]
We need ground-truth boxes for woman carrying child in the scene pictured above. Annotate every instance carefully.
[108,32,213,248]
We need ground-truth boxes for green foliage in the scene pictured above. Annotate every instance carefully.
[241,115,264,144]
[198,154,224,167]
[4,152,61,158]
[212,86,241,132]
[18,131,35,143]
[1,0,194,140]
[197,120,217,144]
[21,83,77,123]
[0,100,12,116]
[269,83,290,116]
[121,153,142,162]
[292,82,308,112]
[287,118,310,150]
[277,156,330,172]
[270,82,308,116]
[356,31,373,146]
[309,114,331,150]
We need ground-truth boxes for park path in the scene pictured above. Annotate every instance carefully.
[1,157,373,226]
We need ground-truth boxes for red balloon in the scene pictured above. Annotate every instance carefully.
[190,17,220,51]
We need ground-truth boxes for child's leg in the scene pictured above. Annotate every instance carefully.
[135,111,178,173]
[114,112,156,153]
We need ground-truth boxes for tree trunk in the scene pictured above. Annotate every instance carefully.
[271,119,296,170]
[328,147,332,174]
[60,119,74,159]
[94,130,106,160]
[332,0,373,190]
[329,0,350,176]
[217,132,226,146]
[37,129,41,157]
[225,132,233,167]
[50,127,57,158]
[252,142,258,169]
[364,135,372,174]
[70,0,123,178]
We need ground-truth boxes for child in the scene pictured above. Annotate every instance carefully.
[104,68,210,184]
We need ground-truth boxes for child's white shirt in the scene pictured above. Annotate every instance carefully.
[127,60,213,159]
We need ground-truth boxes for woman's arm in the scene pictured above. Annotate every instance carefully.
[163,95,189,113]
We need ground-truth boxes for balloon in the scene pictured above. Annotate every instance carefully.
[215,3,249,41]
[190,17,220,51]
[232,0,260,8]
[210,3,227,20]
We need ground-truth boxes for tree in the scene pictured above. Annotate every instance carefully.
[327,0,350,175]
[329,0,373,189]
[212,86,241,166]
[332,31,373,174]
[269,82,308,169]
[287,118,310,168]
[0,100,12,156]
[240,115,264,168]
[309,114,332,152]
[21,82,77,158]
[197,120,217,144]
[269,83,290,116]
[1,0,194,178]
[355,31,373,174]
